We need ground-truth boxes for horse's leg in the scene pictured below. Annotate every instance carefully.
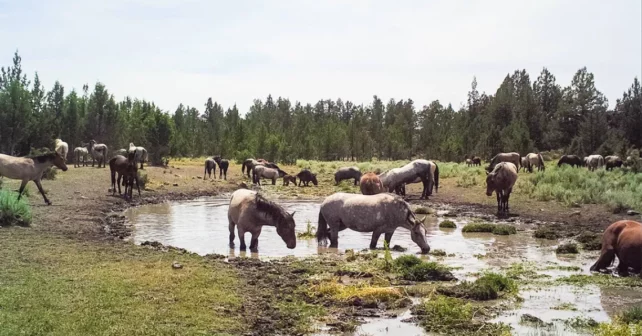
[16,180,28,200]
[420,178,429,199]
[117,174,123,194]
[505,188,512,214]
[237,227,247,250]
[271,177,276,185]
[370,229,384,249]
[384,231,395,247]
[228,219,236,248]
[249,227,262,253]
[34,179,51,205]
[223,168,227,180]
[496,192,501,214]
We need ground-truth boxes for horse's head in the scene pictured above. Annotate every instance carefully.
[276,211,297,249]
[53,152,68,171]
[311,174,318,186]
[408,214,430,254]
[485,172,496,196]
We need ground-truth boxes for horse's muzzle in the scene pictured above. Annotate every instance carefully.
[486,191,492,196]
[420,247,430,255]
[287,242,296,249]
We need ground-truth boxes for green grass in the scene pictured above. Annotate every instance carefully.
[619,306,642,324]
[552,302,577,311]
[438,273,517,301]
[576,231,602,250]
[492,224,517,235]
[555,243,579,254]
[393,255,454,281]
[414,206,434,215]
[0,190,32,226]
[558,274,642,287]
[439,220,456,228]
[138,170,149,189]
[429,249,447,257]
[461,222,516,235]
[297,220,316,239]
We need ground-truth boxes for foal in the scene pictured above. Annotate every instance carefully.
[0,152,68,205]
[109,151,140,199]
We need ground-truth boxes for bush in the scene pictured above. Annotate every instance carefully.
[394,255,423,269]
[556,243,579,254]
[0,190,32,226]
[439,220,456,228]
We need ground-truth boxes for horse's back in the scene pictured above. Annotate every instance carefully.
[229,189,257,221]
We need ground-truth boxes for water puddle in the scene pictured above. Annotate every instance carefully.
[126,197,642,335]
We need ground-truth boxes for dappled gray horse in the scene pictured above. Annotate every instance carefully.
[253,165,280,185]
[0,152,68,205]
[316,192,430,254]
[378,159,435,199]
[334,166,362,186]
[74,147,89,167]
[227,189,296,252]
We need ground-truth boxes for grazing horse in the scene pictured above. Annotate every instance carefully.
[253,165,280,185]
[87,140,108,168]
[487,152,520,172]
[55,139,69,162]
[520,156,528,172]
[241,158,260,179]
[128,143,148,169]
[558,155,584,168]
[605,155,623,171]
[0,152,68,205]
[590,220,642,276]
[204,158,217,179]
[383,161,440,198]
[465,158,473,167]
[316,192,430,254]
[486,162,518,215]
[525,153,545,173]
[74,147,89,167]
[296,169,318,186]
[378,160,436,199]
[227,189,296,252]
[586,154,605,171]
[359,172,384,195]
[109,151,140,199]
[334,167,362,186]
[213,156,229,179]
[472,156,482,166]
[283,175,297,186]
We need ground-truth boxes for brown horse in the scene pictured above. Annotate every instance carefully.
[487,152,520,172]
[591,220,642,276]
[0,152,68,205]
[227,189,296,252]
[109,151,140,199]
[486,162,518,214]
[296,169,318,186]
[360,172,384,195]
[472,156,481,166]
[283,175,297,186]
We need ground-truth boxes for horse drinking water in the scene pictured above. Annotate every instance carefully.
[227,189,296,252]
[316,192,430,254]
[0,152,68,205]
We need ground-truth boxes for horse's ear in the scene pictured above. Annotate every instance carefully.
[289,211,296,217]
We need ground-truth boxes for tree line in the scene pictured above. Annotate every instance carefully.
[1,51,640,164]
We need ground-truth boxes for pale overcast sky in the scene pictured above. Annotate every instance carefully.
[0,0,640,113]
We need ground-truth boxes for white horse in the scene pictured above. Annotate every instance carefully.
[378,159,435,199]
[0,152,68,205]
[73,147,88,167]
[87,140,108,168]
[525,153,545,172]
[55,139,68,162]
[586,154,605,171]
[128,143,148,169]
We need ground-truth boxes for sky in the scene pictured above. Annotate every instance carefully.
[0,0,640,114]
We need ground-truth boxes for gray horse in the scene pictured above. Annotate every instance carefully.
[486,162,518,214]
[253,165,280,185]
[241,158,260,179]
[227,189,296,252]
[204,158,217,179]
[316,192,430,254]
[378,159,435,199]
[334,166,362,186]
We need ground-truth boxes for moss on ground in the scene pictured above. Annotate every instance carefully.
[439,220,457,228]
[437,273,517,301]
[393,255,455,282]
[555,243,579,254]
[462,222,516,235]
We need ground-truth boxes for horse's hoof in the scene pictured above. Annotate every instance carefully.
[46,202,52,206]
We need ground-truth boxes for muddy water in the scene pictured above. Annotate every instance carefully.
[126,197,639,336]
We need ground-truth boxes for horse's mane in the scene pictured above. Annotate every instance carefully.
[29,152,58,163]
[254,193,290,227]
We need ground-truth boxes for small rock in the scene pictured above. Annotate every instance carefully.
[174,174,181,178]
[173,183,179,187]
[197,176,202,179]
[443,211,457,218]
[172,262,183,269]
[391,245,407,252]
[80,196,88,200]
[627,210,640,216]
[570,211,581,217]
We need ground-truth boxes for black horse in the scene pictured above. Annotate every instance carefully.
[204,158,217,179]
[213,156,229,180]
[557,155,583,168]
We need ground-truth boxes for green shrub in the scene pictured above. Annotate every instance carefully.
[491,224,517,235]
[0,190,32,226]
[394,255,423,269]
[456,174,478,188]
[439,220,456,228]
[462,222,495,233]
[556,243,579,254]
[297,220,316,239]
[430,249,447,257]
[619,306,642,324]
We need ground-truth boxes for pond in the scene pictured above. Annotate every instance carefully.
[126,197,638,336]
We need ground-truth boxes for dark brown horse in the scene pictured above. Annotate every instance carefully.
[335,167,362,186]
[557,155,584,168]
[296,169,318,186]
[109,151,140,199]
[472,156,481,166]
[283,175,297,186]
[213,156,229,179]
[591,220,642,276]
[204,158,217,179]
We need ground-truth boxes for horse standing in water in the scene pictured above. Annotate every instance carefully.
[0,152,68,205]
[316,192,430,254]
[227,189,296,252]
[204,158,217,179]
[486,162,518,215]
[213,156,229,179]
[360,172,384,195]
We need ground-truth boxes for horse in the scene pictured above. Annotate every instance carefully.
[55,139,69,162]
[114,149,127,157]
[316,192,430,254]
[486,162,518,215]
[213,156,229,180]
[283,175,297,186]
[87,140,108,168]
[253,165,280,185]
[590,220,642,276]
[605,155,623,171]
[204,158,217,179]
[487,152,520,172]
[128,143,148,169]
[465,158,473,167]
[558,155,584,168]
[334,167,362,186]
[109,151,140,199]
[73,147,89,167]
[378,160,436,199]
[519,156,528,172]
[382,161,440,198]
[359,172,384,195]
[472,156,481,166]
[241,159,260,179]
[296,169,318,186]
[525,153,545,173]
[227,189,296,252]
[0,152,68,205]
[586,154,605,171]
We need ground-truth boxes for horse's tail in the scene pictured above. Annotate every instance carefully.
[316,211,329,245]
[109,158,116,192]
[434,163,439,193]
[538,153,545,170]
[241,161,246,174]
